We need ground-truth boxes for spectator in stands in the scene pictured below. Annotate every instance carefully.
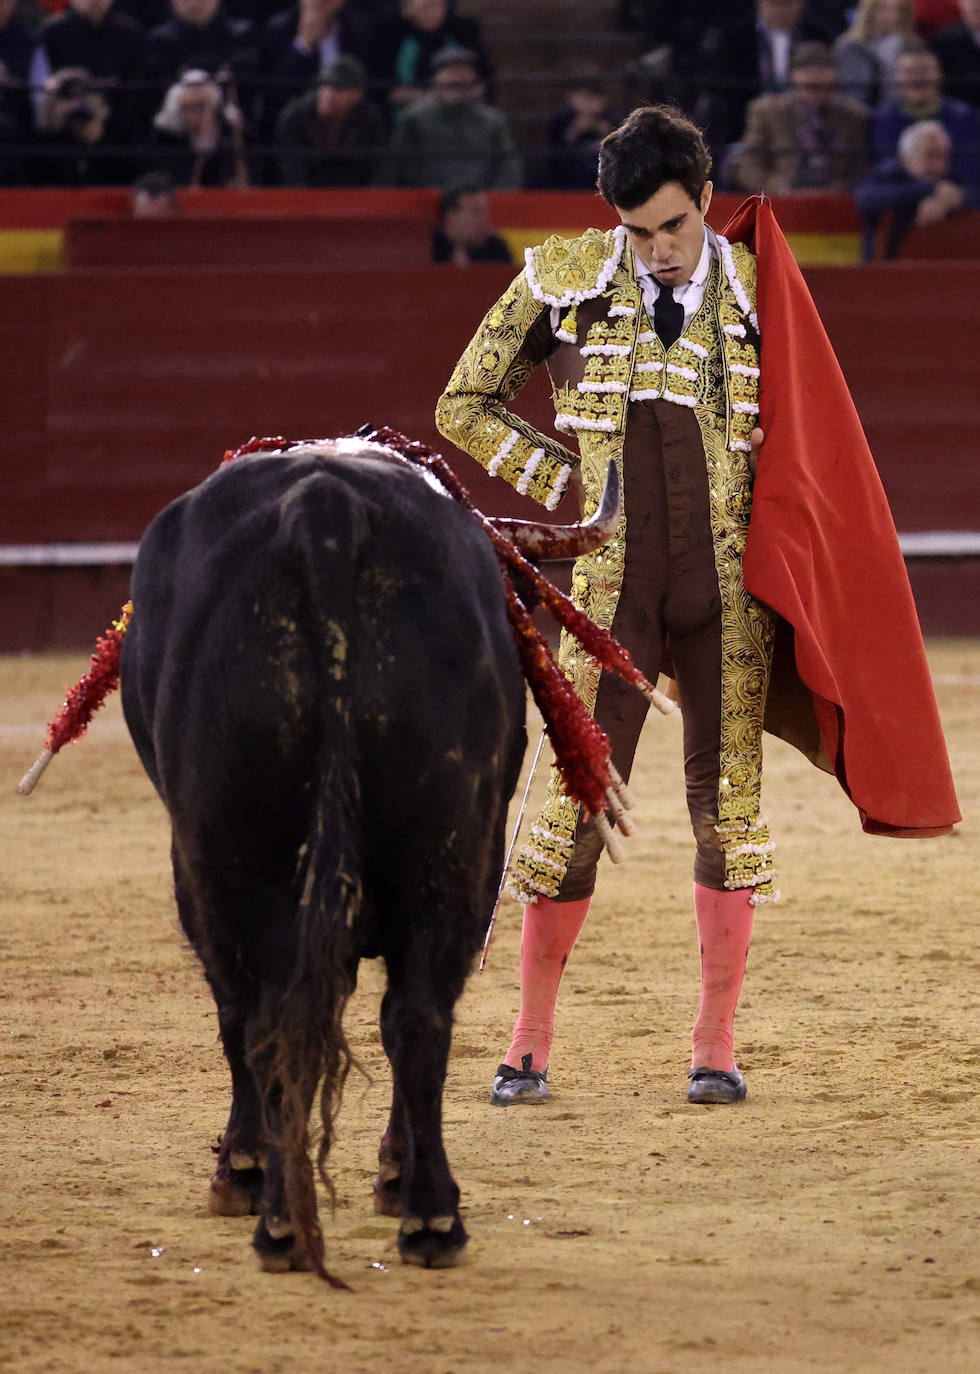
[855,116,978,253]
[623,3,734,117]
[0,63,28,185]
[431,183,513,264]
[275,53,384,186]
[835,0,918,106]
[33,64,124,184]
[544,83,615,189]
[377,46,521,190]
[0,0,33,177]
[130,167,180,215]
[932,0,980,107]
[259,1,379,139]
[368,0,493,111]
[151,67,248,187]
[148,1,261,124]
[696,0,835,155]
[728,41,869,193]
[872,43,980,181]
[29,0,155,145]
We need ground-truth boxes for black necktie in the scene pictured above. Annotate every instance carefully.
[654,283,684,349]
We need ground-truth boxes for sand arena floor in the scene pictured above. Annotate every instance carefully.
[1,646,978,1374]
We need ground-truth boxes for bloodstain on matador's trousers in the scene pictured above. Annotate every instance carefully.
[558,398,728,900]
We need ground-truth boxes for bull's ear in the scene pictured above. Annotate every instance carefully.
[488,460,620,563]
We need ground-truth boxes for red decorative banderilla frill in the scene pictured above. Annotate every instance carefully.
[17,602,133,796]
[364,427,672,845]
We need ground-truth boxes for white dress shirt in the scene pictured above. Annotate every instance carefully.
[549,227,716,338]
[635,228,715,332]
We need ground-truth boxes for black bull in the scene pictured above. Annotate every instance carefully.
[120,438,614,1280]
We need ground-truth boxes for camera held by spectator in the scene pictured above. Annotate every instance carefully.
[38,67,110,145]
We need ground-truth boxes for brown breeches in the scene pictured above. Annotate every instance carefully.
[557,400,727,900]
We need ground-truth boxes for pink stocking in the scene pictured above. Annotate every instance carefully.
[504,896,591,1073]
[691,882,754,1072]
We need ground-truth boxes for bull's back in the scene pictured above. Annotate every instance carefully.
[121,452,525,882]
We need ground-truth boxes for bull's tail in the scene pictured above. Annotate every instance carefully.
[265,849,360,1284]
[256,477,368,1285]
[257,729,363,1287]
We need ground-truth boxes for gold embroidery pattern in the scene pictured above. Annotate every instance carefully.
[720,246,762,455]
[435,271,578,508]
[556,304,579,342]
[700,248,775,900]
[696,410,776,902]
[526,227,625,306]
[510,429,627,902]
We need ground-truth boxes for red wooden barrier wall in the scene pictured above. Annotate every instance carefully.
[1,259,978,647]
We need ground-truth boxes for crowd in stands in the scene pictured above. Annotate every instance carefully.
[0,0,977,260]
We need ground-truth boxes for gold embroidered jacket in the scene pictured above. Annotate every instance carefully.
[436,226,778,905]
[435,225,762,513]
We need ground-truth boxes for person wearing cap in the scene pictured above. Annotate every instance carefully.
[377,45,521,190]
[728,40,869,194]
[259,1,376,139]
[368,0,494,111]
[275,53,386,187]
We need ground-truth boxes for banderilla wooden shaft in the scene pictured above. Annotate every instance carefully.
[479,728,547,972]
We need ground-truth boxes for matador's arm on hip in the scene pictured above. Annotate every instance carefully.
[435,270,580,512]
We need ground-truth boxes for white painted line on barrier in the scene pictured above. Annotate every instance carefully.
[1,532,980,567]
[899,532,980,556]
[0,543,140,566]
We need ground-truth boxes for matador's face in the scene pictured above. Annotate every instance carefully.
[615,180,712,288]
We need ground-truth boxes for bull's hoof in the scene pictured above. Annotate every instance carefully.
[397,1214,468,1269]
[209,1164,264,1217]
[252,1219,309,1273]
[372,1171,402,1218]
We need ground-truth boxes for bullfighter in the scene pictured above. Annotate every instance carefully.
[435,105,959,1108]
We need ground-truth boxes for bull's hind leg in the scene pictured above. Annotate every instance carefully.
[208,1011,265,1217]
[380,949,467,1269]
[172,856,266,1217]
[374,991,408,1218]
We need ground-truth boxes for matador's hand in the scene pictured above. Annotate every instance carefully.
[749,426,764,479]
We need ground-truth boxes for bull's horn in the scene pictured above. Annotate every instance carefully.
[488,460,620,561]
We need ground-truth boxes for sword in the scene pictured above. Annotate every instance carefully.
[479,727,547,971]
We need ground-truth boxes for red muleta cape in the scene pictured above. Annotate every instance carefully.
[722,196,959,837]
